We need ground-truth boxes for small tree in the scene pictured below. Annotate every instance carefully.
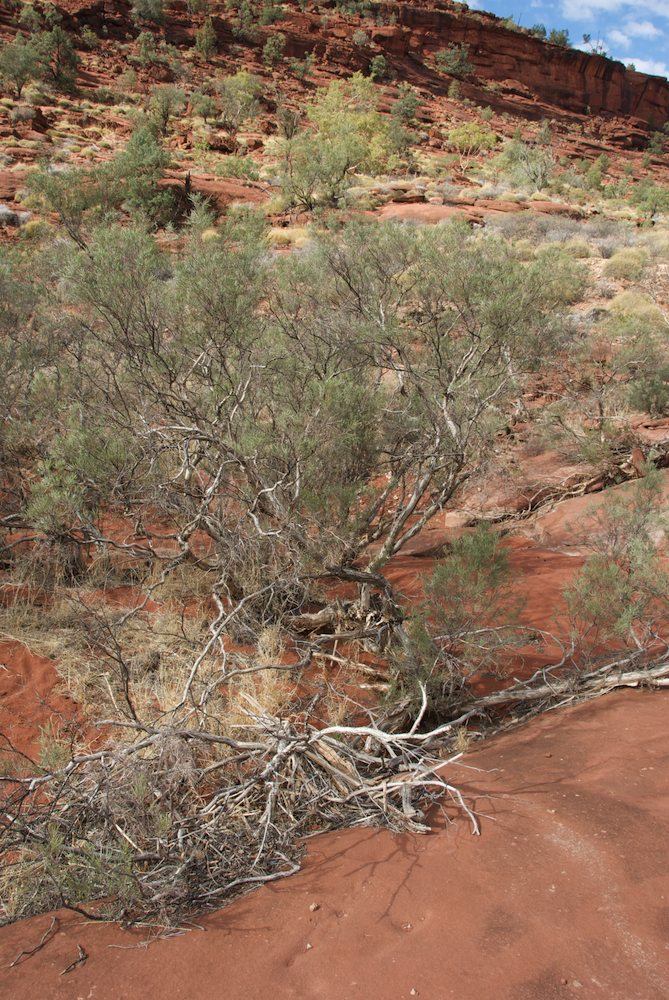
[217,71,262,135]
[279,131,366,209]
[447,122,496,170]
[631,180,669,222]
[392,83,420,124]
[27,163,120,248]
[566,471,669,659]
[111,125,173,225]
[393,526,522,718]
[149,84,186,135]
[192,90,218,123]
[435,43,473,78]
[368,54,387,80]
[493,136,554,191]
[548,28,570,46]
[195,17,217,60]
[32,26,79,89]
[0,35,40,98]
[262,32,285,66]
[132,0,164,22]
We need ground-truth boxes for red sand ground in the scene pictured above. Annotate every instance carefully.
[0,641,79,758]
[1,689,667,998]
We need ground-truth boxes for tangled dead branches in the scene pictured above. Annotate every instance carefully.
[0,691,477,927]
[3,649,669,928]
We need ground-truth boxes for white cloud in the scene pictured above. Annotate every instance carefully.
[625,56,669,77]
[562,0,669,19]
[608,28,630,47]
[624,18,662,38]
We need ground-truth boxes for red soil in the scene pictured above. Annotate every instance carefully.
[0,641,79,758]
[1,689,667,999]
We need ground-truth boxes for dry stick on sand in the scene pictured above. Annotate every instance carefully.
[3,644,669,926]
[8,916,59,968]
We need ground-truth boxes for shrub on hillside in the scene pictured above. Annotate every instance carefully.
[603,248,649,280]
[434,43,473,77]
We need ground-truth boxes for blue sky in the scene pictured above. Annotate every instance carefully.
[469,1,669,79]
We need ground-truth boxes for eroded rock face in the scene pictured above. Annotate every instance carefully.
[14,0,667,131]
[388,0,669,126]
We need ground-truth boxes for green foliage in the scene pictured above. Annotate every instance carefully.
[259,0,283,24]
[25,460,88,538]
[149,84,186,135]
[187,0,210,11]
[392,526,521,716]
[279,131,366,209]
[566,472,669,652]
[27,123,173,238]
[216,70,262,134]
[27,162,119,246]
[32,25,79,89]
[278,75,408,208]
[447,79,460,101]
[288,52,314,81]
[583,152,610,191]
[136,30,159,64]
[447,122,497,156]
[192,89,217,122]
[368,54,388,80]
[81,25,100,50]
[0,34,41,98]
[529,23,547,38]
[391,83,421,125]
[230,0,258,41]
[112,124,173,225]
[13,825,139,919]
[603,247,648,281]
[548,28,570,46]
[434,43,473,78]
[132,0,164,22]
[630,180,669,221]
[195,16,217,59]
[306,73,403,175]
[213,153,259,179]
[262,31,285,66]
[493,136,555,191]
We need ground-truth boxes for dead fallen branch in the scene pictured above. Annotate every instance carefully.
[2,648,668,927]
[8,916,59,968]
[60,944,87,976]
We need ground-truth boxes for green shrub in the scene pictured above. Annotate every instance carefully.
[630,180,669,221]
[548,28,570,46]
[0,35,41,98]
[81,25,100,50]
[192,90,217,123]
[289,53,314,81]
[368,54,388,80]
[132,0,164,22]
[603,248,648,280]
[195,17,217,60]
[434,43,473,78]
[149,84,186,135]
[492,136,554,191]
[213,154,259,180]
[217,71,262,135]
[32,26,79,89]
[392,83,420,124]
[262,32,285,66]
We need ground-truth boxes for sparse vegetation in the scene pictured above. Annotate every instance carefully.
[2,0,669,936]
[434,42,473,77]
